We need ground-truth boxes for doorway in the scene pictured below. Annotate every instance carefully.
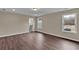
[29,17,35,32]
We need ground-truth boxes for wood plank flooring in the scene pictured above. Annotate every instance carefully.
[0,32,78,50]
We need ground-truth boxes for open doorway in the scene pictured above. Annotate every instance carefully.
[29,17,35,32]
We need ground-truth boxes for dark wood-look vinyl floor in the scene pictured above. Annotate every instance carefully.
[0,32,78,50]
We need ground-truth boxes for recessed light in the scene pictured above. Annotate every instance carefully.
[32,8,39,11]
[12,9,15,11]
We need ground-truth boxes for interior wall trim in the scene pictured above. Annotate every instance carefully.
[0,30,78,42]
[0,32,29,38]
[38,31,79,42]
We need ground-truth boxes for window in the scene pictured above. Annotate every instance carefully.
[29,17,34,25]
[37,18,42,30]
[62,14,77,33]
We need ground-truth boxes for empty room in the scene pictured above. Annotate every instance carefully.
[0,8,78,50]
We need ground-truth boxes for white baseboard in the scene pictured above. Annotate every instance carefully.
[0,32,29,38]
[38,31,79,42]
[0,30,79,42]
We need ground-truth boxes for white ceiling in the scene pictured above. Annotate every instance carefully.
[0,8,73,16]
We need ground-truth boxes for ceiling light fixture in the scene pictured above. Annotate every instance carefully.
[32,8,39,11]
[12,9,15,11]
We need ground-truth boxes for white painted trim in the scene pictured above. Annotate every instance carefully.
[62,13,77,33]
[0,30,78,42]
[0,32,29,38]
[39,31,79,42]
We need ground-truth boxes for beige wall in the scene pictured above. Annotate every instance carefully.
[0,11,30,36]
[40,9,79,41]
[0,8,79,42]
